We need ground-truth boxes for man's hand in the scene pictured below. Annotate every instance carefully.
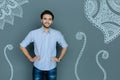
[29,56,40,62]
[51,57,60,62]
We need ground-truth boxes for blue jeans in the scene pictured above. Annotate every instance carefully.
[33,66,56,80]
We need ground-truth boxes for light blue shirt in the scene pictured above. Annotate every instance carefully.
[20,27,68,70]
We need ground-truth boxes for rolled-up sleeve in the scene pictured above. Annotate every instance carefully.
[57,32,68,48]
[20,31,33,47]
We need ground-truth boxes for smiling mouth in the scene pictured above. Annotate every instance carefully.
[45,23,50,25]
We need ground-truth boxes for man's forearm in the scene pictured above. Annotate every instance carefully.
[20,46,32,61]
[58,47,67,61]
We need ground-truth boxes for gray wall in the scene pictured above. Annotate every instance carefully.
[0,0,120,80]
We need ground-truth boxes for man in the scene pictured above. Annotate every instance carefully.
[20,10,68,80]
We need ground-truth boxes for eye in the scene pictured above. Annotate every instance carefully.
[43,18,47,20]
[49,18,52,20]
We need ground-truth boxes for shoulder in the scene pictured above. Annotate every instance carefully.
[29,28,41,34]
[50,28,62,35]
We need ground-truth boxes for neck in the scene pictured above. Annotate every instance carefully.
[43,26,50,32]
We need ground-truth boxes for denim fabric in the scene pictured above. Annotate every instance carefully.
[33,66,56,80]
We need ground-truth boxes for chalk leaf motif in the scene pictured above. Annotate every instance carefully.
[84,0,120,44]
[0,0,28,30]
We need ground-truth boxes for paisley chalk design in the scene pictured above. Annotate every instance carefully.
[0,0,28,30]
[84,0,120,44]
[4,44,14,80]
[75,32,87,80]
[96,50,109,80]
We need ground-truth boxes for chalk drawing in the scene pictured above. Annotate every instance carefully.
[4,44,14,80]
[84,0,120,44]
[96,50,109,80]
[75,32,87,80]
[0,0,28,30]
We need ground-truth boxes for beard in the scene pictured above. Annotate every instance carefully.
[42,22,52,28]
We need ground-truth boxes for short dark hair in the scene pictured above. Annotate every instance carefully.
[41,10,54,20]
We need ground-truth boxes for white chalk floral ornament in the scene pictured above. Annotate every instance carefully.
[0,0,28,30]
[85,0,120,44]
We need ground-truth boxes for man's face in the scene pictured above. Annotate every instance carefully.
[41,14,53,28]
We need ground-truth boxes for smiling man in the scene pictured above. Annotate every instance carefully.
[20,10,68,80]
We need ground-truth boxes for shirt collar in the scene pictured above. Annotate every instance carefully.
[41,26,52,33]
